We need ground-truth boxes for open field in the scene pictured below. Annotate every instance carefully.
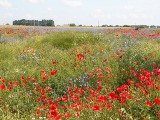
[0,27,160,120]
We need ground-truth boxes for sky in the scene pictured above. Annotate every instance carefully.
[0,0,160,26]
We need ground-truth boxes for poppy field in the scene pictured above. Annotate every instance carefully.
[0,27,160,120]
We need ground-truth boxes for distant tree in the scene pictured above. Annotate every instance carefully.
[26,23,30,26]
[134,25,149,30]
[78,24,82,27]
[123,25,130,27]
[109,25,113,27]
[69,23,76,27]
[150,25,156,28]
[102,25,107,27]
[47,23,52,26]
[6,23,10,25]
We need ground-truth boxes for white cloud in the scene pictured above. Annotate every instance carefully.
[0,0,12,8]
[62,0,83,7]
[27,0,45,3]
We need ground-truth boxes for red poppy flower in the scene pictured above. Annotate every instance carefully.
[93,105,101,112]
[108,92,119,100]
[96,79,102,83]
[127,79,134,85]
[47,87,52,92]
[0,98,3,103]
[1,79,5,83]
[157,112,160,118]
[119,55,122,58]
[87,50,91,53]
[100,50,103,53]
[50,105,57,111]
[52,61,57,65]
[40,70,45,74]
[0,85,6,90]
[8,86,13,91]
[27,77,31,81]
[158,69,160,75]
[111,55,114,58]
[103,59,107,62]
[97,95,107,102]
[117,84,128,92]
[50,110,57,118]
[50,70,57,76]
[37,97,41,102]
[21,76,25,80]
[154,98,160,104]
[8,81,12,85]
[71,95,79,101]
[106,103,112,110]
[42,95,47,100]
[56,97,61,102]
[65,113,72,118]
[41,89,45,95]
[42,74,48,81]
[130,67,134,71]
[77,53,84,62]
[108,74,113,78]
[22,81,27,86]
[97,86,102,91]
[55,114,62,120]
[146,101,153,107]
[76,111,80,118]
[36,110,41,117]
[120,99,127,104]
[62,95,68,102]
[106,67,112,73]
[153,64,158,68]
[120,49,123,52]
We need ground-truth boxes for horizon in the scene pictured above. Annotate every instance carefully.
[0,0,160,26]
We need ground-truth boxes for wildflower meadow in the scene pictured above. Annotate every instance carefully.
[0,27,160,120]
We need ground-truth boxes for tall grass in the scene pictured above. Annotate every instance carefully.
[41,31,101,50]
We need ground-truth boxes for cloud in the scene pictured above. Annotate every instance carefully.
[0,0,12,8]
[27,0,45,3]
[62,0,83,7]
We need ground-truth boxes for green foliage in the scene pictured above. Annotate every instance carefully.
[41,31,100,50]
[123,25,131,27]
[69,23,76,27]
